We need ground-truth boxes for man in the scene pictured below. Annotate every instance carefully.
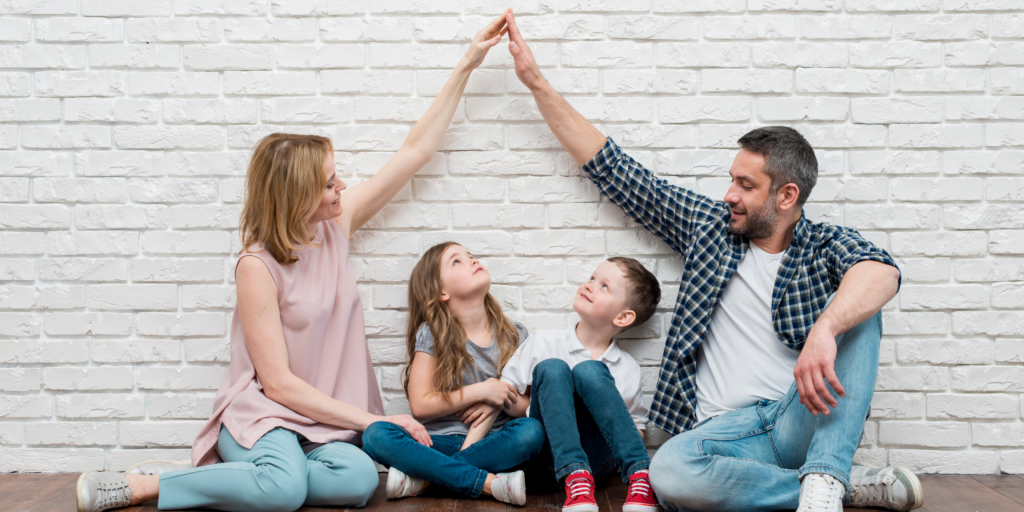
[502,11,923,512]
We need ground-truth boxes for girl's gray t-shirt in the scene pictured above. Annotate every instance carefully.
[413,321,528,436]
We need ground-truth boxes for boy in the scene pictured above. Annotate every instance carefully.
[501,257,660,512]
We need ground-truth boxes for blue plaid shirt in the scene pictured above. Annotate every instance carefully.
[582,138,901,436]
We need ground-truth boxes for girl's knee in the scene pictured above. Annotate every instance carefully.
[512,417,546,453]
[360,421,399,461]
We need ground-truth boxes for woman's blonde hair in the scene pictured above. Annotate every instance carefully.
[239,133,334,264]
[402,242,521,403]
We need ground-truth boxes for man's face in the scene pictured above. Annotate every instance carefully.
[724,149,779,239]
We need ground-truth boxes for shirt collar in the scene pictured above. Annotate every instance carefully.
[567,323,622,363]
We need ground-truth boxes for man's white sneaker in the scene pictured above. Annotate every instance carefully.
[490,470,527,506]
[797,473,845,512]
[848,461,923,511]
[385,466,428,500]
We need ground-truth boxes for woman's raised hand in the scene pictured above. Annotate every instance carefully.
[380,414,433,447]
[477,378,518,409]
[462,9,510,70]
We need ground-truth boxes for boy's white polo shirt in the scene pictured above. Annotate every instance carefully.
[500,323,648,429]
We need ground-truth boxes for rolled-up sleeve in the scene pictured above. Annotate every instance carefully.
[824,227,902,292]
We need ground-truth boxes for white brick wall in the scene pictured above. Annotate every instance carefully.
[0,0,1021,474]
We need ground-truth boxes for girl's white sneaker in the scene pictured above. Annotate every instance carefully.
[385,466,428,499]
[491,470,527,506]
[797,473,845,512]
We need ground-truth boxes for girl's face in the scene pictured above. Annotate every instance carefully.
[310,152,346,224]
[439,244,491,303]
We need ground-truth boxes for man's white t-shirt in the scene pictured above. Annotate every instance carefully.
[694,242,801,423]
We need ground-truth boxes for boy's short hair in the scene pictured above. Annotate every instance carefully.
[607,256,661,328]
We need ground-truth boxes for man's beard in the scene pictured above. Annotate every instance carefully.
[729,199,779,239]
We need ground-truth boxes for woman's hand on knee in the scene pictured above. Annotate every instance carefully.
[379,414,432,447]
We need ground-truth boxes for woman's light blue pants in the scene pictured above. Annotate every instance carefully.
[157,425,379,511]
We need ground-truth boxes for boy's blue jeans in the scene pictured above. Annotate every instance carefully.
[361,416,544,498]
[649,309,882,512]
[527,358,650,491]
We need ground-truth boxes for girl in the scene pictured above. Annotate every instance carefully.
[75,13,511,512]
[361,242,544,506]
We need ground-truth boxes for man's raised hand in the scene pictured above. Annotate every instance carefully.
[505,10,545,90]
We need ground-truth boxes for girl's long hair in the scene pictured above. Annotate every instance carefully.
[402,242,521,403]
[239,133,333,264]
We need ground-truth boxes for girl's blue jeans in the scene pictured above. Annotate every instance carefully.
[361,416,545,498]
[157,425,379,511]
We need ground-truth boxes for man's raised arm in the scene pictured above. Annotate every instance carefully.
[506,11,606,166]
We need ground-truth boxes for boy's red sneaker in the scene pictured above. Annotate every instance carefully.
[563,470,599,512]
[623,470,659,512]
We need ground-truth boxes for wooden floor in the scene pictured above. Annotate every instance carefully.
[5,473,1024,511]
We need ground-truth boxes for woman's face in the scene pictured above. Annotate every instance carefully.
[438,244,491,303]
[310,152,346,224]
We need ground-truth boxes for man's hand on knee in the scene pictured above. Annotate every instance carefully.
[794,326,845,416]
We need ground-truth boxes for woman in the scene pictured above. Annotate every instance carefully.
[76,13,511,512]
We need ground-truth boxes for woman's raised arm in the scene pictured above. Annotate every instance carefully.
[335,12,510,237]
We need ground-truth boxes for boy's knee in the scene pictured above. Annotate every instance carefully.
[571,359,610,383]
[533,358,571,383]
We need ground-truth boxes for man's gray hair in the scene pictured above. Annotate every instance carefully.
[737,126,818,206]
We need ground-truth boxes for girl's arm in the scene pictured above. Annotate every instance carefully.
[460,407,499,450]
[236,256,432,446]
[407,351,518,421]
[334,12,509,238]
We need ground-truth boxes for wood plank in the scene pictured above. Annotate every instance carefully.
[521,491,561,511]
[974,475,1024,509]
[27,473,79,512]
[920,475,1024,512]
[601,477,627,512]
[4,474,58,511]
[452,497,507,512]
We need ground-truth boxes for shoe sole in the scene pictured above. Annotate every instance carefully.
[622,504,659,512]
[385,466,402,500]
[503,471,526,506]
[124,458,191,476]
[622,503,655,512]
[76,471,90,512]
[852,461,924,511]
[892,466,924,511]
[563,504,599,512]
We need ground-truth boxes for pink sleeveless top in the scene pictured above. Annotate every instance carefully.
[191,220,384,466]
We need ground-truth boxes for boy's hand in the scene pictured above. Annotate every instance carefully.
[459,403,499,427]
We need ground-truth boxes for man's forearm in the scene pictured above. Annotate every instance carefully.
[530,80,607,166]
[813,260,900,338]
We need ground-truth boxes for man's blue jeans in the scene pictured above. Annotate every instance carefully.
[649,309,882,512]
[527,359,650,491]
[361,417,544,498]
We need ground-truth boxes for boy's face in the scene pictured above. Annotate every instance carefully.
[573,260,635,329]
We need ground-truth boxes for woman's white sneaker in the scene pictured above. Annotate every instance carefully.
[797,473,845,512]
[848,462,923,511]
[490,470,527,506]
[385,466,428,499]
